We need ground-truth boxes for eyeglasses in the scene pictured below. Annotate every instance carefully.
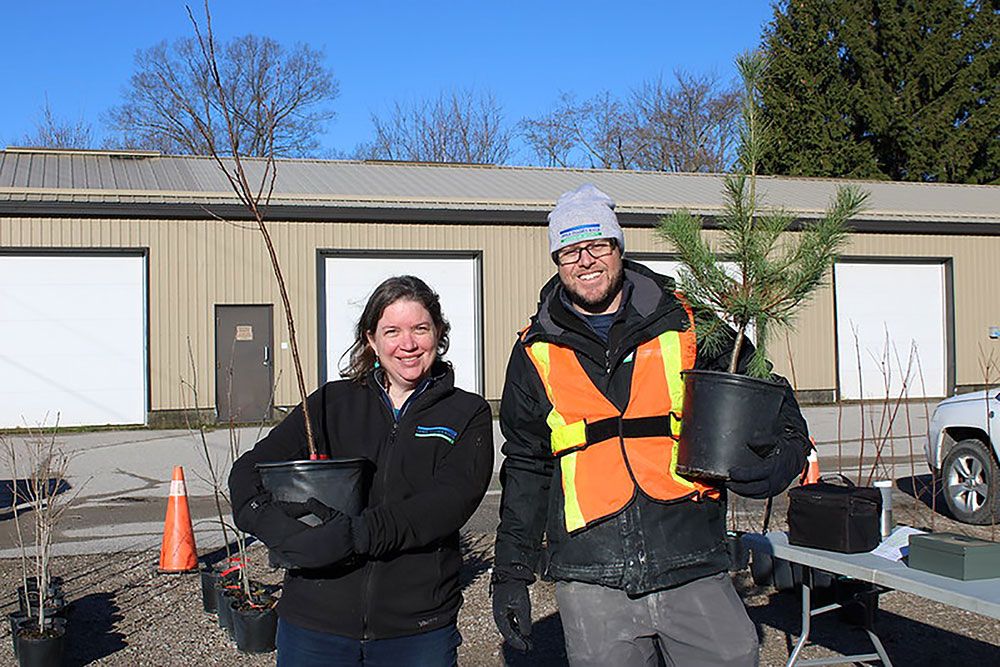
[555,239,617,266]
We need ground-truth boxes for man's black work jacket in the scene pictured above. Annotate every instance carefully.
[229,363,493,639]
[493,260,809,595]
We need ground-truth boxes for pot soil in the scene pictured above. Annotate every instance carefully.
[675,370,785,480]
[15,618,66,667]
[231,598,278,654]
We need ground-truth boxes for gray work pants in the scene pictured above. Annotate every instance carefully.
[556,573,759,667]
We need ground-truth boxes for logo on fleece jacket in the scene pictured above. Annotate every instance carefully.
[414,425,458,445]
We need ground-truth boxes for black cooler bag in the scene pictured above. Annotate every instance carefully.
[787,475,882,553]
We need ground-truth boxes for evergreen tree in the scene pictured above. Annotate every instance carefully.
[760,0,1000,183]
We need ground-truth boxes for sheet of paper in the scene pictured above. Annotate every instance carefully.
[871,525,926,561]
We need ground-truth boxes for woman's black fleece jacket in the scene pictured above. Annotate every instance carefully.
[228,364,494,639]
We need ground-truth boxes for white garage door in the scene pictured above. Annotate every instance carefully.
[323,255,482,393]
[835,261,947,400]
[635,257,740,287]
[0,254,147,428]
[635,257,754,342]
[635,258,682,282]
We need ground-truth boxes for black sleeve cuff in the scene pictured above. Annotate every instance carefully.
[350,514,370,555]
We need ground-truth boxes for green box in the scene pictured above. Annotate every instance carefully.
[908,533,1000,581]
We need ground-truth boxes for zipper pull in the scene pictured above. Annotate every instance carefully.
[605,349,611,374]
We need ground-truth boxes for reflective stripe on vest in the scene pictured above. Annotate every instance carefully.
[524,301,716,533]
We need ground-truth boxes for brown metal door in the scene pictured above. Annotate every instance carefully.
[215,305,273,424]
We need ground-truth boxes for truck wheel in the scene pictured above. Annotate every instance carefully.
[942,439,1000,525]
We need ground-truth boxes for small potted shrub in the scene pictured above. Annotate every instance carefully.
[4,425,74,666]
[166,5,368,512]
[228,578,280,653]
[657,52,868,479]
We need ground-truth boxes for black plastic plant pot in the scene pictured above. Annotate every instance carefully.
[21,577,63,592]
[675,369,785,480]
[200,567,220,613]
[17,592,67,620]
[215,586,236,633]
[8,611,29,657]
[726,530,750,571]
[257,457,371,517]
[231,605,278,653]
[15,618,66,667]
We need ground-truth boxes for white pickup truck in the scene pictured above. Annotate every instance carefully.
[926,388,1000,524]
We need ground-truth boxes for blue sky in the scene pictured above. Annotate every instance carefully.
[3,1,775,161]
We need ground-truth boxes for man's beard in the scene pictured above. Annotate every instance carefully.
[564,269,624,315]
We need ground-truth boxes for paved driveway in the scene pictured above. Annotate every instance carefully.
[1,401,938,556]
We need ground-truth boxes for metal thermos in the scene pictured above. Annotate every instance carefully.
[874,480,894,539]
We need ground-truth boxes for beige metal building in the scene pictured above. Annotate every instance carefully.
[2,147,999,428]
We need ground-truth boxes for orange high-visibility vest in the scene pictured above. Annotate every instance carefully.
[524,302,717,533]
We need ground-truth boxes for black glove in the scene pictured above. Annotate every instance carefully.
[270,498,360,569]
[492,580,532,652]
[727,441,806,499]
[233,493,310,547]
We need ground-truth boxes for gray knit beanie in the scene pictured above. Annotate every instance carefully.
[547,183,624,257]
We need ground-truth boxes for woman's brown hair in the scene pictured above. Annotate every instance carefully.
[340,275,451,382]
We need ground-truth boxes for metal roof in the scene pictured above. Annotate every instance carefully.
[1,147,998,231]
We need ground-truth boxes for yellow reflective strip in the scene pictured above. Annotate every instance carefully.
[546,410,568,437]
[529,341,586,528]
[551,420,587,454]
[658,332,695,489]
[529,342,572,447]
[560,452,586,532]
[669,439,696,490]
[658,332,684,414]
[528,342,554,398]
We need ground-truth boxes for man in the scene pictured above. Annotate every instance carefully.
[491,183,809,666]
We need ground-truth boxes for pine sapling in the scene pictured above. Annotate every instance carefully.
[658,51,868,379]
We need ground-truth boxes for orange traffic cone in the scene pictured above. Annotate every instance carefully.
[158,466,198,573]
[802,444,821,485]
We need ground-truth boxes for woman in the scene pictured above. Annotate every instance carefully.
[229,275,494,666]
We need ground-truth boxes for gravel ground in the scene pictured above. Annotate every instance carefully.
[3,494,999,665]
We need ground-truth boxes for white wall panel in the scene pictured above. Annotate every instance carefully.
[635,257,755,342]
[835,261,947,399]
[324,255,482,393]
[0,254,146,427]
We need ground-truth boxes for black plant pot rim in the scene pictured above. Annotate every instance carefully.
[256,456,370,471]
[680,368,784,388]
[231,599,278,616]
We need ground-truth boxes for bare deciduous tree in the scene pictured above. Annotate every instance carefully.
[105,33,338,157]
[520,92,642,169]
[4,421,77,632]
[521,71,739,173]
[632,71,739,172]
[19,99,93,149]
[358,89,512,164]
